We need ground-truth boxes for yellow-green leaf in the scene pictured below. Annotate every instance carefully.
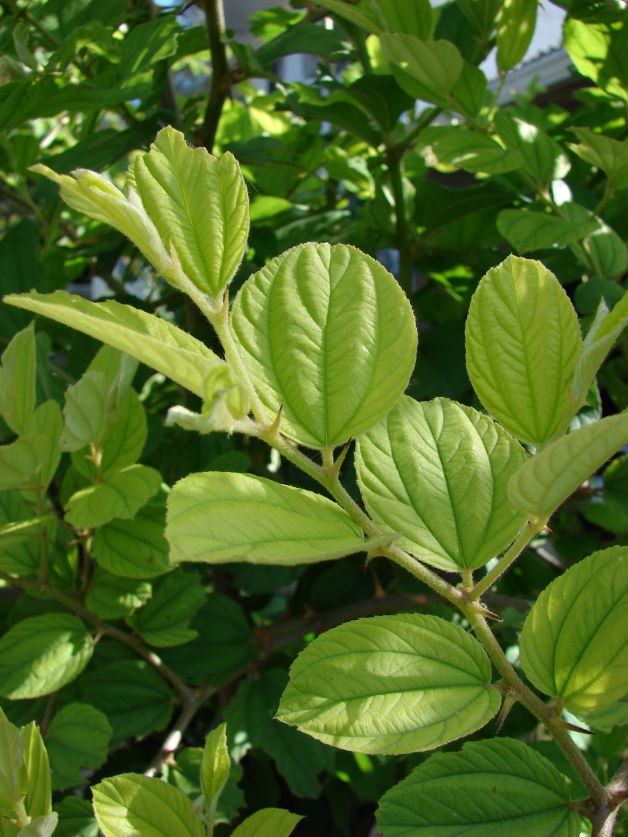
[231,243,416,448]
[465,255,582,444]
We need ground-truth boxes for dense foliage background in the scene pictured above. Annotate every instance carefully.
[0,0,626,834]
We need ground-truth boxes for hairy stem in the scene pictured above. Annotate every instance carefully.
[464,604,607,807]
[472,518,546,599]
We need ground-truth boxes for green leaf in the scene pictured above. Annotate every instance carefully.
[93,504,170,579]
[29,164,175,284]
[0,717,23,806]
[231,809,302,837]
[92,773,204,837]
[99,390,147,474]
[0,324,36,435]
[225,669,333,798]
[133,126,249,298]
[21,722,52,818]
[79,661,172,744]
[557,202,628,279]
[355,397,527,572]
[126,569,206,648]
[581,695,628,733]
[376,738,580,836]
[85,567,152,621]
[508,412,628,519]
[520,546,628,714]
[421,126,522,174]
[46,704,112,790]
[159,594,254,688]
[0,614,93,700]
[4,291,227,400]
[0,402,63,492]
[53,797,99,837]
[495,113,570,181]
[569,127,628,191]
[200,724,230,824]
[497,207,597,252]
[0,517,54,551]
[60,345,138,453]
[276,613,500,754]
[231,243,416,447]
[380,34,463,107]
[313,0,379,33]
[167,472,386,566]
[0,493,41,576]
[572,291,628,407]
[496,0,538,72]
[17,813,59,837]
[372,0,434,39]
[465,255,582,444]
[564,19,628,102]
[65,464,161,529]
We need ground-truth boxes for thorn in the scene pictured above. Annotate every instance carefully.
[562,721,594,735]
[480,607,502,621]
[495,692,517,733]
[268,405,283,435]
[329,440,352,480]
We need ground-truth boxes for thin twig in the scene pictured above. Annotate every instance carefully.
[200,0,229,151]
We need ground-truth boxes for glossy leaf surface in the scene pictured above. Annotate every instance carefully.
[277,614,500,754]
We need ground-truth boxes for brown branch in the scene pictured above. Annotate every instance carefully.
[200,0,229,151]
[0,572,193,701]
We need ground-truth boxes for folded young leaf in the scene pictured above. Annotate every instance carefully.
[231,808,303,837]
[380,34,463,107]
[17,812,59,836]
[520,545,627,715]
[133,126,249,298]
[466,255,582,444]
[0,323,36,435]
[20,722,53,819]
[355,397,527,572]
[65,464,161,529]
[30,164,175,283]
[4,291,226,400]
[201,723,230,825]
[508,412,628,519]
[0,717,23,805]
[376,738,579,836]
[231,243,417,447]
[571,291,628,409]
[92,773,204,837]
[276,613,500,754]
[46,703,112,790]
[0,614,93,700]
[167,471,388,566]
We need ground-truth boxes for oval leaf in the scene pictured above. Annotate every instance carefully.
[166,472,387,566]
[92,773,204,837]
[47,703,112,790]
[520,546,628,715]
[231,243,417,448]
[380,34,463,107]
[0,614,93,699]
[134,127,249,298]
[276,614,500,754]
[65,464,162,529]
[508,412,628,519]
[355,397,527,571]
[496,0,538,72]
[232,808,302,837]
[4,291,226,400]
[377,738,579,836]
[465,255,582,444]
